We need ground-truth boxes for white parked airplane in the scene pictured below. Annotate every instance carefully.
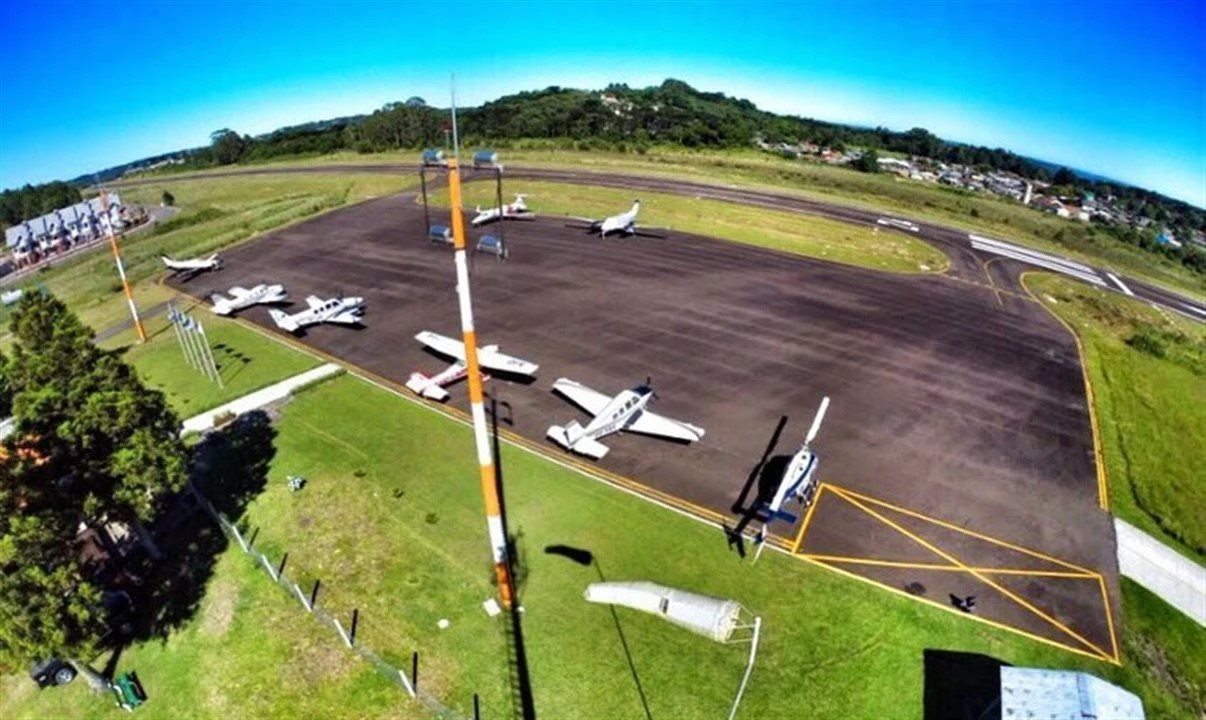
[210,284,288,316]
[754,396,830,560]
[406,330,539,401]
[471,194,535,226]
[162,254,221,278]
[569,200,662,238]
[268,295,364,333]
[547,377,704,459]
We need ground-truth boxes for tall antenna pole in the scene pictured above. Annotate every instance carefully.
[450,74,460,159]
[101,189,147,343]
[446,97,514,609]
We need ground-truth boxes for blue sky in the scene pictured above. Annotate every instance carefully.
[1,1,1203,205]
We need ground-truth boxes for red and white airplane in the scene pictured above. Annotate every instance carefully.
[406,330,539,401]
[471,194,535,226]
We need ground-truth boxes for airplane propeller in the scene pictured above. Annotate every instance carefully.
[804,396,831,446]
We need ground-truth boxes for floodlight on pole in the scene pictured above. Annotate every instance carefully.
[100,190,146,343]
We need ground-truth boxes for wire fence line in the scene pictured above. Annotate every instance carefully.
[187,482,477,720]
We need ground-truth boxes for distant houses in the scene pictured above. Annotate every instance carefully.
[3,192,129,270]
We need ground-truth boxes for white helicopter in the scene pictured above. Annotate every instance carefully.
[568,200,663,238]
[471,194,535,226]
[268,295,364,333]
[547,377,704,459]
[754,396,830,561]
[162,254,221,278]
[406,330,539,401]
[209,284,288,316]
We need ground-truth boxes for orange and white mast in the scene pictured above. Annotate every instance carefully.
[101,189,146,343]
[446,86,514,608]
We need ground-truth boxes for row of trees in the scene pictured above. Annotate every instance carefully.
[0,182,83,228]
[0,292,186,668]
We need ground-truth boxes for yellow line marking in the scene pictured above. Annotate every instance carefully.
[938,272,1033,302]
[163,289,1117,664]
[1018,272,1109,510]
[981,257,1007,308]
[832,485,1099,575]
[795,553,1116,664]
[792,482,828,553]
[799,555,1099,578]
[1098,573,1122,664]
[832,487,1114,662]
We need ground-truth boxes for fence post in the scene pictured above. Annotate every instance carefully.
[397,667,416,698]
[350,609,359,647]
[277,552,289,578]
[228,521,248,552]
[332,616,352,648]
[292,581,312,612]
[259,552,279,581]
[474,693,481,720]
[310,579,321,609]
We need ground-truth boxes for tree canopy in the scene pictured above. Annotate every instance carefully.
[0,292,186,666]
[0,181,83,228]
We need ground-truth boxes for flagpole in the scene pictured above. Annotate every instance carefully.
[197,321,222,387]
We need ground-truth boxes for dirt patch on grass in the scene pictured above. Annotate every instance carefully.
[200,578,238,637]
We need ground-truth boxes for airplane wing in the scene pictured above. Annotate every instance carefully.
[326,310,362,325]
[228,286,251,298]
[306,295,324,310]
[478,347,538,376]
[551,378,612,417]
[627,409,705,442]
[416,331,466,360]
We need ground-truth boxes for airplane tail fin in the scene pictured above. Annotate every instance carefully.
[268,309,298,333]
[405,372,449,401]
[546,421,608,459]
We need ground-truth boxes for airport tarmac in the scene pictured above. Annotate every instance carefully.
[169,176,1120,659]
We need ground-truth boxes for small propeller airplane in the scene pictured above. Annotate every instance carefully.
[568,200,663,238]
[547,377,704,459]
[471,194,535,226]
[753,396,830,561]
[162,254,221,278]
[406,330,539,401]
[268,295,364,333]
[209,284,288,316]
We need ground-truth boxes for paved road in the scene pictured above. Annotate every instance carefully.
[168,184,1119,657]
[119,162,1206,322]
[1115,519,1205,625]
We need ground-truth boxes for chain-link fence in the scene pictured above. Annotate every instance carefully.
[188,483,475,720]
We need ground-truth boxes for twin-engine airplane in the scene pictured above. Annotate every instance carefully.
[471,194,535,226]
[162,254,221,278]
[754,396,830,560]
[547,377,704,459]
[269,295,364,333]
[210,284,288,316]
[568,200,663,238]
[406,330,539,401]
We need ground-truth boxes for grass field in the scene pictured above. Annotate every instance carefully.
[430,180,949,274]
[1025,274,1206,562]
[99,310,321,417]
[2,324,1200,718]
[140,146,1205,299]
[1,173,415,343]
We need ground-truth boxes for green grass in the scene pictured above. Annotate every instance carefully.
[99,312,321,417]
[141,146,1204,299]
[3,348,1200,717]
[1,173,415,341]
[0,549,419,720]
[431,180,948,274]
[1026,274,1206,562]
